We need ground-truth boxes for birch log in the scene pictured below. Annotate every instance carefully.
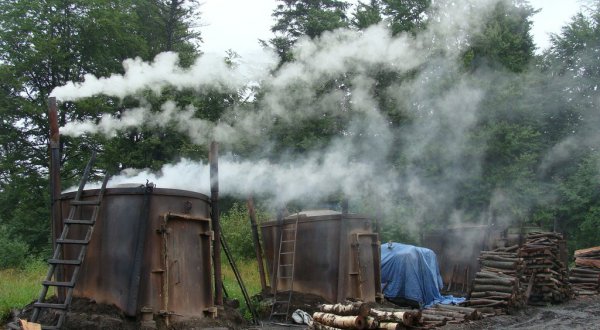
[319,302,371,317]
[313,312,365,330]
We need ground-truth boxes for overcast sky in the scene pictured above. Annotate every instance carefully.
[200,0,585,56]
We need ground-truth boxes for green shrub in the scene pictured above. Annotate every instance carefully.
[221,202,271,261]
[221,203,256,260]
[0,226,30,269]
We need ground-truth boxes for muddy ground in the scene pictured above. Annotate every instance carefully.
[6,294,600,329]
[251,294,600,330]
[442,294,600,330]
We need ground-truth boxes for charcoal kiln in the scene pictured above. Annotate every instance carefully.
[260,210,382,303]
[422,225,500,293]
[56,185,215,321]
[422,224,544,294]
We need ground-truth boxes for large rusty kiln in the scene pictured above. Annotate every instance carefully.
[56,185,215,321]
[260,210,382,303]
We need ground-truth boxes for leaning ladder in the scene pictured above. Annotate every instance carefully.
[269,215,299,322]
[10,153,109,330]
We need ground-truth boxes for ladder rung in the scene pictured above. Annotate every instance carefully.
[279,264,293,267]
[56,238,89,245]
[48,259,81,265]
[271,312,288,316]
[6,322,20,329]
[282,228,296,231]
[280,252,295,255]
[279,276,293,279]
[71,200,100,206]
[64,219,95,225]
[42,280,75,288]
[33,302,67,310]
[281,240,296,243]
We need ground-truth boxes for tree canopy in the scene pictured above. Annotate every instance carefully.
[1,0,600,267]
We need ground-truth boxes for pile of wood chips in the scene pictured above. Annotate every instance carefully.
[569,246,600,295]
[467,246,526,314]
[519,232,572,305]
[310,302,481,329]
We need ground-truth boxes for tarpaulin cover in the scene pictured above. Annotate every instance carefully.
[381,242,465,307]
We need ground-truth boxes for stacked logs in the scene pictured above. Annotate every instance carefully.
[311,302,419,330]
[468,248,525,313]
[569,246,600,295]
[310,302,479,329]
[420,304,481,328]
[519,232,571,305]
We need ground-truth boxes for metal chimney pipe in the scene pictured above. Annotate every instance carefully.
[210,141,223,305]
[48,97,61,251]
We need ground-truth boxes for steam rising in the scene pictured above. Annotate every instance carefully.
[51,50,277,101]
[54,0,598,237]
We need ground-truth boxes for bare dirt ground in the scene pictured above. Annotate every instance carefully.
[6,295,599,329]
[250,295,600,330]
[443,295,600,330]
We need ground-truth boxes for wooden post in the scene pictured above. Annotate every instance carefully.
[247,196,267,292]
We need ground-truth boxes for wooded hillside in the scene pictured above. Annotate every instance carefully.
[1,0,600,268]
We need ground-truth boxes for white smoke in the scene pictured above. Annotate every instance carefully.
[56,0,532,237]
[50,50,278,101]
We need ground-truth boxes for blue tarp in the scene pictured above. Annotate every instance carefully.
[381,242,465,307]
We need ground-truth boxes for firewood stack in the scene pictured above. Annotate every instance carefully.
[519,232,571,305]
[467,247,525,314]
[569,246,600,295]
[420,304,481,328]
[310,302,479,329]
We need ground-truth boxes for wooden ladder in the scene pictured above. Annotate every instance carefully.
[9,153,109,330]
[269,215,299,322]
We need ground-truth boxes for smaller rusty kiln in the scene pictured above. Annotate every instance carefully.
[422,224,545,293]
[260,210,382,303]
[57,185,215,321]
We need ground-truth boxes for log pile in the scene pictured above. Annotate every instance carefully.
[467,247,525,313]
[569,246,600,295]
[310,302,480,329]
[519,232,571,305]
[420,304,481,328]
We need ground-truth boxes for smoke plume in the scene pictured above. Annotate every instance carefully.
[55,0,599,240]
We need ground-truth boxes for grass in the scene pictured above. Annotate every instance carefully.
[0,257,264,322]
[0,259,50,322]
[222,258,266,319]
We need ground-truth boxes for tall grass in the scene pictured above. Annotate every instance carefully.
[222,258,265,319]
[0,259,50,322]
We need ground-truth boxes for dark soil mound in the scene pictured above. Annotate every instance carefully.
[9,297,248,330]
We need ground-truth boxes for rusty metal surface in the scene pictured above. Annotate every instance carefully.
[58,187,213,319]
[260,210,381,303]
[421,225,502,294]
[210,141,223,306]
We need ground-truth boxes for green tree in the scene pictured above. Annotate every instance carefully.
[537,2,600,249]
[380,0,430,35]
[0,0,202,265]
[463,0,536,73]
[351,0,382,29]
[267,0,350,62]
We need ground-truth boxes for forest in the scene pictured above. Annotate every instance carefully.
[1,0,600,269]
